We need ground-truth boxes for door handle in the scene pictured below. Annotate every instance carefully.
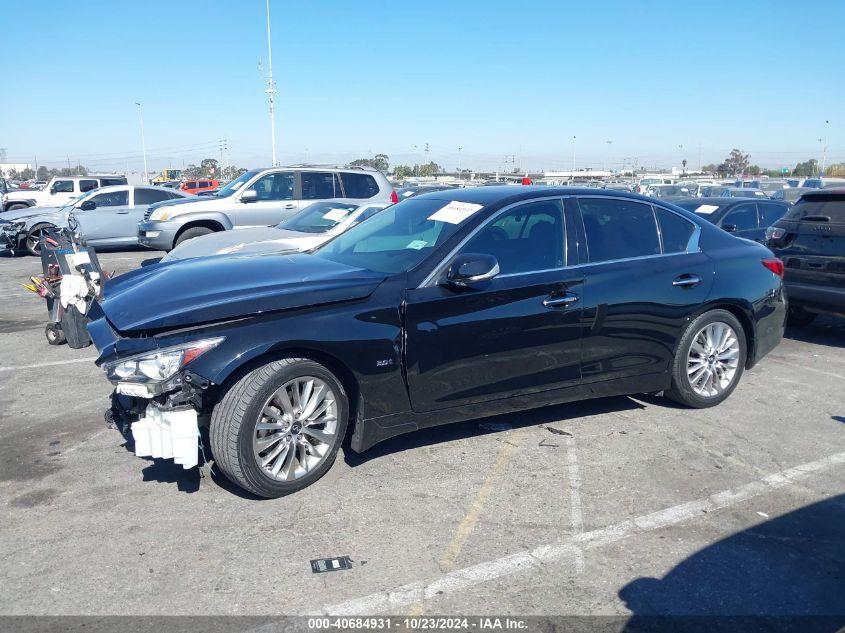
[672,274,701,288]
[543,293,579,308]
[116,211,129,215]
[284,203,296,209]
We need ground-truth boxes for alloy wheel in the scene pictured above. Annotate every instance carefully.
[252,376,338,481]
[686,321,740,398]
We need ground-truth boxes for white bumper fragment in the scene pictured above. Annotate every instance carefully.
[131,405,199,469]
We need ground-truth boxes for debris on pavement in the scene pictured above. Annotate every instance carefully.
[310,556,355,573]
[543,426,572,436]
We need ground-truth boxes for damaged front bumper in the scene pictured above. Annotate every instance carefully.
[0,220,24,253]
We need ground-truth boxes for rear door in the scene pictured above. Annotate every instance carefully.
[575,196,714,384]
[719,202,760,241]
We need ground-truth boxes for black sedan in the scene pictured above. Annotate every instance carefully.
[88,187,786,497]
[674,197,789,243]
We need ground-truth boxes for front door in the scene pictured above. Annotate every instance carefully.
[574,197,715,383]
[75,189,132,245]
[404,198,583,413]
[236,170,298,227]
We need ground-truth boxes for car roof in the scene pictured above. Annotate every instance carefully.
[412,185,658,206]
[800,188,845,200]
[673,197,767,208]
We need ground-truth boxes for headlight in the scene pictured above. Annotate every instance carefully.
[67,213,79,231]
[149,208,170,221]
[104,337,224,389]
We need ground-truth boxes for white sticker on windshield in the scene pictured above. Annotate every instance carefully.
[406,240,428,250]
[402,191,414,197]
[322,209,351,222]
[695,204,720,214]
[428,201,484,224]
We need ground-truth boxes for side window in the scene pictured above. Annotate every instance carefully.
[722,204,758,231]
[301,172,340,200]
[579,198,660,263]
[79,179,98,192]
[90,190,129,208]
[250,171,295,201]
[460,200,564,275]
[340,173,379,198]
[100,178,127,187]
[186,182,197,190]
[655,207,696,253]
[134,188,172,205]
[52,180,74,193]
[759,202,787,227]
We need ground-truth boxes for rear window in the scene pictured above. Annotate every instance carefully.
[340,172,380,198]
[784,197,845,223]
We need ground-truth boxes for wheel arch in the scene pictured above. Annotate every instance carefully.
[174,219,226,243]
[691,300,757,369]
[210,344,362,431]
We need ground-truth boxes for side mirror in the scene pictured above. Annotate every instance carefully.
[441,253,500,289]
[49,187,58,195]
[240,189,258,203]
[79,200,96,211]
[723,223,737,233]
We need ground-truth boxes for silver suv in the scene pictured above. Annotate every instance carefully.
[137,165,396,251]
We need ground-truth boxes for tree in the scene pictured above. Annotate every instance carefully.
[747,165,761,176]
[350,153,390,172]
[222,165,247,180]
[701,163,718,174]
[200,158,219,178]
[723,149,750,176]
[417,161,443,177]
[824,163,845,177]
[392,164,413,179]
[183,164,203,179]
[36,166,49,180]
[792,159,818,178]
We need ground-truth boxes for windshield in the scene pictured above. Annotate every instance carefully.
[278,202,359,233]
[215,169,261,198]
[314,197,478,274]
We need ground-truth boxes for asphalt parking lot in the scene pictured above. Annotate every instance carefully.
[0,249,843,618]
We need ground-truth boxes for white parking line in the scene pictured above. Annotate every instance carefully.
[312,450,845,616]
[767,357,845,381]
[0,357,98,372]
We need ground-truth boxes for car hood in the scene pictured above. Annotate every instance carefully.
[99,252,386,333]
[148,196,225,216]
[0,206,65,222]
[164,227,327,261]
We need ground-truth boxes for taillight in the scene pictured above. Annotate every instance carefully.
[761,257,784,278]
[765,226,785,241]
[390,190,399,204]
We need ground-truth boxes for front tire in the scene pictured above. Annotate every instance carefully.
[666,309,747,408]
[26,224,55,256]
[209,358,349,498]
[174,226,214,247]
[45,323,66,345]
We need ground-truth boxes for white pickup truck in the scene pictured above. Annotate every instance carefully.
[2,175,128,211]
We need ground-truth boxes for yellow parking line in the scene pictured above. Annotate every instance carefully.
[408,429,525,615]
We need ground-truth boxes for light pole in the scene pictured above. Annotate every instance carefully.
[457,146,462,178]
[135,102,148,184]
[265,0,278,166]
[605,140,612,172]
[821,120,830,176]
[571,136,576,173]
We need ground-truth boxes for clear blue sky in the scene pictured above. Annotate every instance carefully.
[2,0,842,174]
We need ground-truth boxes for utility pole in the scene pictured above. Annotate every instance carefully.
[457,146,462,178]
[135,102,149,184]
[265,0,278,166]
[219,139,228,180]
[698,142,702,172]
[571,136,576,172]
[821,119,830,176]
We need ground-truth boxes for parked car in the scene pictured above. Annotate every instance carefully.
[162,200,391,262]
[674,197,789,243]
[90,186,786,497]
[766,188,845,326]
[0,185,187,255]
[771,187,813,203]
[137,165,397,251]
[635,177,673,193]
[720,188,769,199]
[1,175,128,211]
[644,184,692,200]
[396,185,458,199]
[179,179,219,195]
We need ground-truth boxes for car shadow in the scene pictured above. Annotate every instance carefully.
[343,395,645,467]
[618,494,845,631]
[784,315,845,349]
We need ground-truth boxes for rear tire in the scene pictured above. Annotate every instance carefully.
[787,306,817,328]
[174,226,214,247]
[666,309,747,408]
[209,358,349,498]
